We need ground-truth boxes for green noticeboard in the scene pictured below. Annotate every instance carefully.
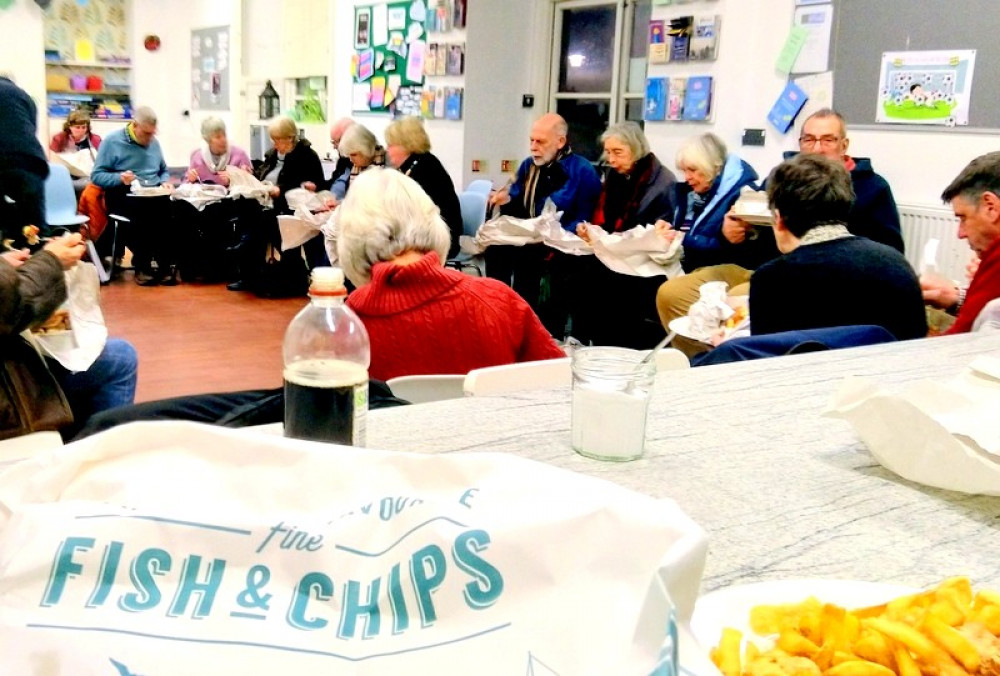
[352,1,427,116]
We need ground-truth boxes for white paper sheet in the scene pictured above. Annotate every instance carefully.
[792,4,832,74]
[371,3,388,47]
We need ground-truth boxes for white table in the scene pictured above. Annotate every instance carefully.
[366,332,1000,593]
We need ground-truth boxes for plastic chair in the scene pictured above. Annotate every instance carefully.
[465,179,493,197]
[972,297,1000,332]
[446,190,488,276]
[655,347,691,372]
[44,163,89,232]
[690,325,897,367]
[385,374,466,404]
[464,358,572,396]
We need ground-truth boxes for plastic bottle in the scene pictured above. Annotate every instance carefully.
[283,267,370,445]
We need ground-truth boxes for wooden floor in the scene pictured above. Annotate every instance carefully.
[101,273,307,403]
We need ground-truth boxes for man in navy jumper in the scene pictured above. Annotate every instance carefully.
[91,106,176,285]
[485,113,601,336]
[725,108,904,252]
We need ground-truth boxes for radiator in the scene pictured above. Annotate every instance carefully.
[898,204,971,282]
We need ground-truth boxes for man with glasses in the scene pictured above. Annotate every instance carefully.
[91,106,176,285]
[725,108,903,252]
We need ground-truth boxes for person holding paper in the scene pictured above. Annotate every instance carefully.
[49,109,102,200]
[1,234,137,440]
[485,113,601,336]
[749,154,926,340]
[90,106,176,286]
[574,122,676,348]
[183,116,252,186]
[921,152,1000,334]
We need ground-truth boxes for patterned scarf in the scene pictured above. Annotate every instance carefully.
[522,146,571,218]
[799,223,853,246]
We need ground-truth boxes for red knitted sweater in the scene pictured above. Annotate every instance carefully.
[346,252,565,381]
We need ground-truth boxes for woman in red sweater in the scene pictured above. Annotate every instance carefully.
[334,168,565,381]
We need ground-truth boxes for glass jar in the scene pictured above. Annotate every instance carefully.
[571,346,655,462]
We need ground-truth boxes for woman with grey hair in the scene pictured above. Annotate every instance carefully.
[336,168,564,381]
[184,116,252,186]
[572,121,676,349]
[333,123,385,196]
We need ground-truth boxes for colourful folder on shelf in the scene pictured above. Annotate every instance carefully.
[682,75,712,121]
[645,78,667,121]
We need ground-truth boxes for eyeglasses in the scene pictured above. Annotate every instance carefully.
[799,135,843,148]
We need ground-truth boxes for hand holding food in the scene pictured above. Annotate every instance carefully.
[121,170,135,185]
[710,577,1000,676]
[655,219,679,243]
[185,168,199,182]
[723,210,752,244]
[43,233,85,269]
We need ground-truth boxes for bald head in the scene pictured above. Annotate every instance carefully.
[530,113,568,166]
[330,117,355,149]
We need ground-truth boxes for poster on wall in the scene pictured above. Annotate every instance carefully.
[876,50,976,126]
[353,1,432,114]
[191,25,230,111]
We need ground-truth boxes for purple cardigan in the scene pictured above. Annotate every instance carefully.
[186,145,253,184]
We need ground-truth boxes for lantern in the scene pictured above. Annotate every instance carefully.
[259,80,280,120]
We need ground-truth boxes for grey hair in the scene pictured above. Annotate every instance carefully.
[133,106,157,126]
[336,168,451,286]
[200,116,226,141]
[338,123,379,160]
[268,115,298,140]
[676,132,727,182]
[600,122,650,161]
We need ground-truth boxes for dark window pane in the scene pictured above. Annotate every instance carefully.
[624,98,645,126]
[629,0,652,59]
[556,98,611,163]
[558,6,616,93]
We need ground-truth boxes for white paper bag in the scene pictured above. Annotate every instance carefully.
[169,182,228,210]
[589,224,685,278]
[226,167,274,208]
[51,150,95,179]
[824,357,1000,495]
[0,422,707,675]
[461,201,563,255]
[33,262,107,373]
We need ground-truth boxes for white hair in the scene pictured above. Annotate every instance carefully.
[133,106,157,126]
[200,116,226,141]
[335,168,450,286]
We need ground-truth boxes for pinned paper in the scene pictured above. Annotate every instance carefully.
[409,0,426,22]
[767,80,809,133]
[358,49,374,81]
[406,21,424,43]
[388,6,406,30]
[406,40,426,83]
[388,31,407,57]
[369,76,386,108]
[776,26,808,75]
[352,83,371,111]
[372,3,388,47]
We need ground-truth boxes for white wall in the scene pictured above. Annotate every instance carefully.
[0,1,47,148]
[131,0,242,167]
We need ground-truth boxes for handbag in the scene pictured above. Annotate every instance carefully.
[0,338,73,440]
[254,242,309,298]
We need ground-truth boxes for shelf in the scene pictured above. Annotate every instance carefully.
[48,89,130,96]
[45,60,132,69]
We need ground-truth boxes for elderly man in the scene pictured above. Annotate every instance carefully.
[91,106,176,286]
[749,154,926,340]
[0,74,49,239]
[485,113,601,333]
[921,152,1000,334]
[302,117,354,201]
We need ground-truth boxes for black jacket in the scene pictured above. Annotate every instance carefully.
[256,139,325,214]
[399,152,463,258]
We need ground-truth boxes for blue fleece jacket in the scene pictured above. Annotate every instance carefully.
[90,126,169,188]
[673,154,762,272]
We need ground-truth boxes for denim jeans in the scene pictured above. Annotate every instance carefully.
[49,338,138,424]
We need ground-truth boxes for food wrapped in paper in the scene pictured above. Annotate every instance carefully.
[730,186,773,227]
[589,223,685,278]
[687,281,734,341]
[169,182,227,210]
[459,200,561,255]
[824,355,1000,495]
[32,262,107,373]
[226,166,273,207]
[51,149,95,179]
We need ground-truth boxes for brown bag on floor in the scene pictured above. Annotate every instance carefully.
[0,339,74,440]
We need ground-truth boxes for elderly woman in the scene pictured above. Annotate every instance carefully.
[384,116,463,258]
[336,168,564,381]
[573,122,676,349]
[331,123,385,198]
[653,133,763,356]
[49,109,102,199]
[228,116,325,293]
[184,116,252,185]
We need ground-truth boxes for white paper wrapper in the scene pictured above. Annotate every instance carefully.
[226,167,273,208]
[32,262,107,373]
[169,182,228,210]
[51,149,95,178]
[460,207,559,254]
[824,355,1000,495]
[589,224,684,278]
[277,189,337,251]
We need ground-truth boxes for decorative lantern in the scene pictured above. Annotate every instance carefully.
[259,80,280,120]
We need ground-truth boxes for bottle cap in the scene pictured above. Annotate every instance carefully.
[310,267,347,296]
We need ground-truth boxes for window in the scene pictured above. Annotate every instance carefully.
[549,0,651,161]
